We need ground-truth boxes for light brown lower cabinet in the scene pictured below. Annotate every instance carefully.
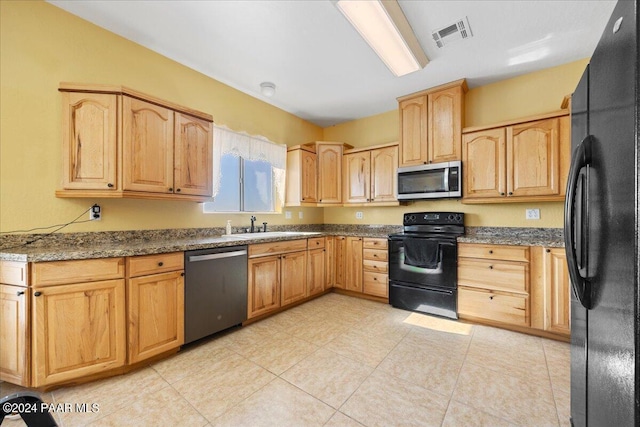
[345,237,364,292]
[127,271,184,364]
[307,247,326,297]
[0,253,186,388]
[459,242,571,340]
[126,252,185,364]
[0,284,29,386]
[32,279,127,387]
[247,239,310,319]
[362,238,388,298]
[248,255,281,318]
[331,236,389,300]
[280,251,308,306]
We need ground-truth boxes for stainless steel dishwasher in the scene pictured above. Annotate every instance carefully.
[184,245,248,344]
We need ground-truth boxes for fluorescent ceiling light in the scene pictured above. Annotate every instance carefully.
[336,0,429,77]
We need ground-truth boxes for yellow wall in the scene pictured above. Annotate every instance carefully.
[323,60,589,227]
[0,1,324,233]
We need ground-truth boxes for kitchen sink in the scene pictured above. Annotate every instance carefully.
[221,231,322,240]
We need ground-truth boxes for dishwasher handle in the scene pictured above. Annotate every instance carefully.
[188,250,247,262]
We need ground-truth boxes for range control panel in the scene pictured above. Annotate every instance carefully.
[403,212,464,226]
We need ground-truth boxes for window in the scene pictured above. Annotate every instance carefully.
[203,125,286,213]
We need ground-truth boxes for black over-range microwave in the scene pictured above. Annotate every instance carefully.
[397,160,462,200]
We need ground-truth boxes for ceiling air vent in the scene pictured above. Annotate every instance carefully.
[432,17,473,48]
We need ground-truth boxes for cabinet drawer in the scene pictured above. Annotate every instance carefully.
[458,287,529,326]
[363,238,387,250]
[458,259,528,294]
[32,258,125,287]
[363,271,388,298]
[249,239,307,257]
[127,252,184,277]
[0,261,29,286]
[363,259,388,273]
[308,237,325,249]
[458,243,529,262]
[363,248,388,262]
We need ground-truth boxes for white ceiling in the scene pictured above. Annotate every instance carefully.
[48,0,617,127]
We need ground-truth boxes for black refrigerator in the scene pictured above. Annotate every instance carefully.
[565,1,640,426]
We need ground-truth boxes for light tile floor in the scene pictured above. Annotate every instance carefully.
[1,293,570,427]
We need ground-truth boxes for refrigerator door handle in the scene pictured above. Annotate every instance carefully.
[564,135,593,309]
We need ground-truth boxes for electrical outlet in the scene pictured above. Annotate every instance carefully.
[298,211,303,219]
[285,211,292,219]
[90,204,102,221]
[355,211,363,220]
[525,208,540,220]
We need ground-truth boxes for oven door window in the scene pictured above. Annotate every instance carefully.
[398,169,447,195]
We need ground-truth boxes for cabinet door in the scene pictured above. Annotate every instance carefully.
[174,113,213,197]
[307,248,326,297]
[325,237,335,289]
[462,128,507,199]
[317,144,342,204]
[428,86,463,162]
[31,280,126,387]
[370,146,398,202]
[281,251,307,306]
[248,256,280,318]
[0,285,29,386]
[301,150,318,203]
[62,92,118,190]
[345,237,363,292]
[334,237,347,289]
[343,152,370,204]
[543,248,570,336]
[123,97,174,194]
[128,271,184,364]
[507,118,560,197]
[399,95,428,166]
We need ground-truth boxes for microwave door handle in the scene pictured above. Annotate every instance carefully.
[443,167,449,191]
[564,135,593,309]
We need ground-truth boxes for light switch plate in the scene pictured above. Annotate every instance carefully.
[526,208,540,220]
[285,211,292,219]
[298,211,303,219]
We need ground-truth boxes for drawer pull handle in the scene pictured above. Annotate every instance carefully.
[107,183,114,188]
[158,262,164,267]
[16,290,25,296]
[34,291,42,297]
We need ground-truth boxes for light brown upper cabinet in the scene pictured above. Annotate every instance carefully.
[343,143,398,206]
[316,142,344,204]
[57,84,214,202]
[286,141,352,207]
[462,112,570,203]
[398,79,467,167]
[286,145,317,206]
[61,92,118,191]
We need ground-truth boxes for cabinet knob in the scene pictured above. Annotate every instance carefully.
[489,295,494,300]
[181,272,185,277]
[158,262,164,267]
[176,188,181,193]
[34,291,42,297]
[489,250,493,254]
[168,188,173,192]
[508,192,513,196]
[489,265,493,270]
[107,183,114,188]
[319,199,322,202]
[546,249,551,253]
[500,192,505,196]
[16,290,25,296]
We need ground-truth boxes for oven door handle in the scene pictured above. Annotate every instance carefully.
[390,282,454,296]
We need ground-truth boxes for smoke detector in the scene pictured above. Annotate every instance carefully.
[432,17,473,48]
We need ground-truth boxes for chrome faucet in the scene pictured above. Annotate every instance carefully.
[250,216,256,233]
